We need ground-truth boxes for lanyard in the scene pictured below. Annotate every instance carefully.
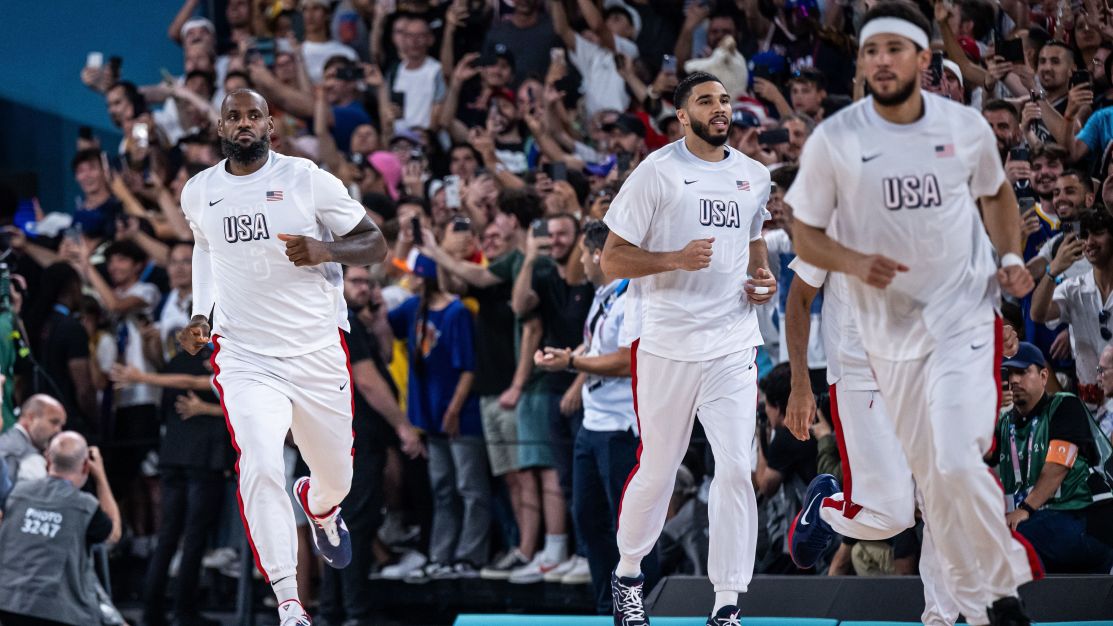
[585,280,629,343]
[1007,414,1038,501]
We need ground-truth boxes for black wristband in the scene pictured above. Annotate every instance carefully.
[1018,501,1036,515]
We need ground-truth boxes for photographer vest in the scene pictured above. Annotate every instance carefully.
[0,476,100,625]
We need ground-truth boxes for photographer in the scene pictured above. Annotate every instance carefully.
[0,432,122,626]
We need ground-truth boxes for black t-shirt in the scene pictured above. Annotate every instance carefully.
[157,349,233,473]
[529,257,594,392]
[37,311,91,434]
[345,309,396,449]
[765,425,818,486]
[468,255,518,397]
[1028,394,1098,464]
[86,507,112,545]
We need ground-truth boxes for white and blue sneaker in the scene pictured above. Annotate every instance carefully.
[788,473,840,569]
[706,605,743,626]
[611,570,649,626]
[293,477,352,569]
[277,599,312,625]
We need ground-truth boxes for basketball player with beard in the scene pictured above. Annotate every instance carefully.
[177,89,387,626]
[787,2,1041,624]
[601,71,777,626]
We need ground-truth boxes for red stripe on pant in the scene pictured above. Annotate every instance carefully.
[987,316,1004,459]
[616,338,643,531]
[210,335,270,583]
[823,384,862,518]
[339,328,355,459]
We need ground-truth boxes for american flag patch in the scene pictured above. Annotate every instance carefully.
[934,144,955,158]
[266,190,284,201]
[737,180,751,191]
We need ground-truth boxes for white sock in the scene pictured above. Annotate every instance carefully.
[271,575,299,606]
[713,591,739,613]
[615,556,642,579]
[541,534,567,563]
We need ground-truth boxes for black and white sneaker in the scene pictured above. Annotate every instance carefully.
[706,605,743,626]
[988,596,1031,626]
[611,570,649,626]
[479,549,529,580]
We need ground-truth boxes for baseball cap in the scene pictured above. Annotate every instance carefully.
[956,36,982,63]
[180,17,215,40]
[731,109,760,129]
[479,43,516,69]
[367,151,402,201]
[403,249,437,278]
[389,128,424,148]
[942,59,964,88]
[584,155,617,178]
[602,113,646,138]
[1001,342,1046,370]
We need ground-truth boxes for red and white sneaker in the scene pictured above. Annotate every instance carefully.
[507,552,563,584]
[278,599,312,626]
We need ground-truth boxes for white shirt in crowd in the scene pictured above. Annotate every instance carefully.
[117,281,163,408]
[568,33,638,117]
[790,254,878,392]
[787,93,1005,361]
[181,152,365,357]
[158,288,194,361]
[391,57,446,130]
[604,139,771,362]
[766,228,826,369]
[301,40,359,84]
[1038,233,1093,280]
[1050,271,1113,388]
[582,279,637,434]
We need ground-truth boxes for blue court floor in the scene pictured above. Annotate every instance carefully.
[454,618,1113,626]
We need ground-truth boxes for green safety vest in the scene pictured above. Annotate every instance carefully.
[995,393,1113,511]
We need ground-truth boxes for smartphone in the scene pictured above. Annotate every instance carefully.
[410,215,423,246]
[1018,196,1036,213]
[550,47,565,63]
[758,128,790,145]
[444,175,461,209]
[86,51,103,69]
[531,218,549,238]
[930,51,944,87]
[1071,220,1084,237]
[78,126,93,140]
[336,64,362,81]
[1009,146,1030,162]
[254,37,277,66]
[390,91,406,109]
[549,161,567,182]
[132,122,149,149]
[1071,69,1092,88]
[998,38,1025,64]
[617,152,632,173]
[1029,89,1041,103]
[662,54,677,74]
[64,224,83,243]
[451,215,471,232]
[409,148,424,163]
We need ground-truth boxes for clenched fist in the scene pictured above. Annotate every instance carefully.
[673,237,714,271]
[277,233,332,267]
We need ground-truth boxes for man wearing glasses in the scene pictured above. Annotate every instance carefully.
[992,341,1113,573]
[1031,210,1113,408]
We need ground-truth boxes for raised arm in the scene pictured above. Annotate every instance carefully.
[578,0,615,50]
[168,0,201,44]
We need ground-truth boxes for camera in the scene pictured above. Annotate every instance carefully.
[336,64,362,82]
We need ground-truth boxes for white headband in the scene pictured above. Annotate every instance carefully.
[859,17,930,50]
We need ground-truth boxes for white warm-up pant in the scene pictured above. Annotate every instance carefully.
[212,332,355,583]
[820,385,960,626]
[616,341,758,594]
[870,319,1040,624]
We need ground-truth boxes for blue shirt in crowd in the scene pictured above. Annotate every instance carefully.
[389,296,482,437]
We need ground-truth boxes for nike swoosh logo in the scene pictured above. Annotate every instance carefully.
[861,153,881,162]
[209,198,224,206]
[799,492,823,526]
[340,381,348,391]
[971,341,988,350]
[684,179,698,185]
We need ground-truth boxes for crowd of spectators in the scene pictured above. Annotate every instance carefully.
[2,0,1113,623]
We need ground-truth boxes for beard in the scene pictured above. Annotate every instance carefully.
[221,133,270,164]
[870,75,919,107]
[690,118,729,147]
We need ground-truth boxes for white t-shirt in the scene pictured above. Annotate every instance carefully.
[301,40,359,84]
[117,281,163,407]
[181,152,366,357]
[1038,233,1093,280]
[569,33,636,117]
[392,57,446,130]
[1050,270,1113,387]
[787,93,1005,361]
[158,288,194,361]
[789,255,877,391]
[582,279,637,434]
[604,139,771,362]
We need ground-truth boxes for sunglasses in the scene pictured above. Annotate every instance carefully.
[1100,309,1112,341]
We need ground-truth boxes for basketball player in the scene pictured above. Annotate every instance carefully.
[784,255,1023,625]
[600,71,778,626]
[787,3,1041,625]
[178,89,387,626]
